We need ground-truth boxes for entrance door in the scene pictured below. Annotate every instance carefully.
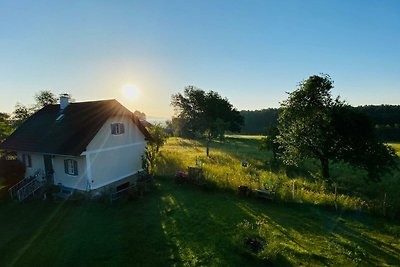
[43,155,54,184]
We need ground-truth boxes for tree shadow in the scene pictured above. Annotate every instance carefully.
[235,200,400,266]
[155,177,288,266]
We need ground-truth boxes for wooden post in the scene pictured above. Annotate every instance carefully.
[257,175,261,190]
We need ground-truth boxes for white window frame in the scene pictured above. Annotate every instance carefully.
[64,159,78,176]
[111,122,125,135]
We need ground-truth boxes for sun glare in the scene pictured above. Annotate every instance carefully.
[122,85,139,100]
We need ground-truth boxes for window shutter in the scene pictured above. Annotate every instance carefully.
[28,155,32,167]
[74,160,78,176]
[121,123,125,134]
[64,160,68,174]
[111,124,114,134]
[22,154,26,166]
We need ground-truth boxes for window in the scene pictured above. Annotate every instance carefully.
[22,154,32,168]
[64,159,78,176]
[111,123,125,135]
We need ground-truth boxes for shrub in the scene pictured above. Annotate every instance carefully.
[0,158,25,185]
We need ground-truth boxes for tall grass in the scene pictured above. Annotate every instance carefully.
[156,137,392,214]
[389,143,400,156]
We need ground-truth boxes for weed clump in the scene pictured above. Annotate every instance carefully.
[235,219,283,262]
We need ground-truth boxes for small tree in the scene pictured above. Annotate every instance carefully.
[142,124,168,176]
[171,85,243,156]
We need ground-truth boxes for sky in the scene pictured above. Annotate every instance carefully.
[0,0,399,119]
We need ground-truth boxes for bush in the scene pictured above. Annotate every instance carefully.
[0,158,25,185]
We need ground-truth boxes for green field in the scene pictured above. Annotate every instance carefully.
[0,137,399,266]
[389,143,400,156]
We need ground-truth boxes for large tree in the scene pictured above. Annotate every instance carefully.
[277,74,396,182]
[12,103,35,128]
[34,90,57,109]
[12,90,58,127]
[171,85,243,156]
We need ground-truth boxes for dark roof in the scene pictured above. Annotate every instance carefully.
[0,100,151,156]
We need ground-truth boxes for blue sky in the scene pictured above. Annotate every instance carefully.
[0,0,399,118]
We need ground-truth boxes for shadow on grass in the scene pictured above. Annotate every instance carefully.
[235,199,400,266]
[1,176,398,266]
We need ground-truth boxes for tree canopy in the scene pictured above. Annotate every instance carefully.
[277,74,396,182]
[171,85,243,156]
[11,90,59,128]
[0,112,14,143]
[34,90,57,109]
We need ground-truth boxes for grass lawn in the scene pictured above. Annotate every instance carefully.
[388,143,400,156]
[0,177,399,266]
[1,136,399,266]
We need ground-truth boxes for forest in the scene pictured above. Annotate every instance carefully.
[240,105,400,141]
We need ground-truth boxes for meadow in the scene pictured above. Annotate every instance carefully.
[0,136,399,266]
[158,137,400,217]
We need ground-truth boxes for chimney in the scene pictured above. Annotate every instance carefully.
[60,93,70,110]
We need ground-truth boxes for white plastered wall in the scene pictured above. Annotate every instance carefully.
[84,115,147,190]
[16,152,45,178]
[53,156,87,190]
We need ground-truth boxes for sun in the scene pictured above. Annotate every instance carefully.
[122,85,139,100]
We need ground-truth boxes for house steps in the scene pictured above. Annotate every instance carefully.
[9,178,46,202]
[9,170,47,202]
[52,186,73,199]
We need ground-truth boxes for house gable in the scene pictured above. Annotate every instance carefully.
[85,115,146,153]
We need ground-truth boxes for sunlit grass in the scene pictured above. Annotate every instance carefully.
[225,134,264,140]
[0,177,399,266]
[156,137,369,211]
[388,143,400,156]
[1,135,399,266]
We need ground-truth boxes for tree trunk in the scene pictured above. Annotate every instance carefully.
[320,157,330,181]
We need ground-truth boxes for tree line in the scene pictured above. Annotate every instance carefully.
[240,105,400,142]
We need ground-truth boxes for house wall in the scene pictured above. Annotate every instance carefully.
[16,152,46,178]
[84,115,147,190]
[86,115,144,151]
[53,156,87,191]
[88,143,145,189]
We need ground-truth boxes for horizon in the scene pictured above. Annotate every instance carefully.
[1,1,399,117]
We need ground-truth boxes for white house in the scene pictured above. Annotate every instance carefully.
[0,95,151,197]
